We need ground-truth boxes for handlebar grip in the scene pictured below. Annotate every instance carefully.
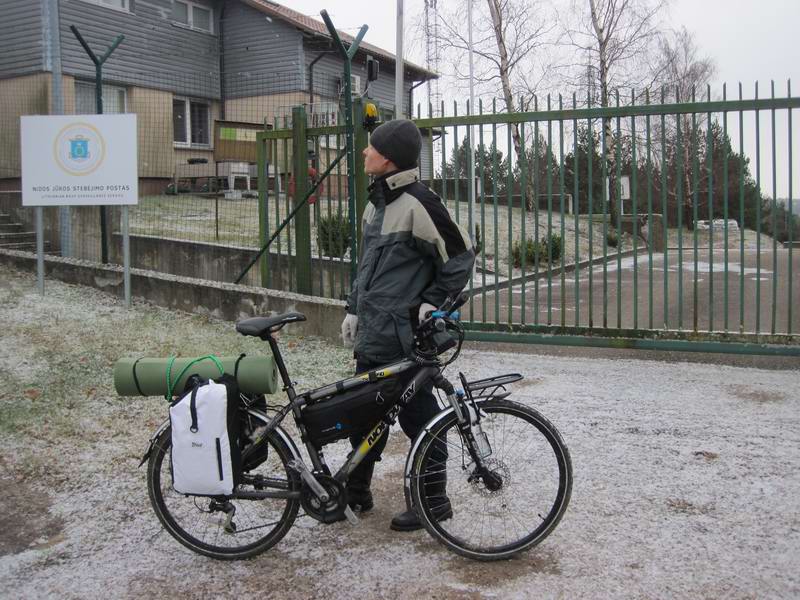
[431,310,460,320]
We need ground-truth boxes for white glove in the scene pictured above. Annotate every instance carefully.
[341,313,358,347]
[418,302,437,324]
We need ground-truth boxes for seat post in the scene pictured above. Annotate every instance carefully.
[266,335,296,399]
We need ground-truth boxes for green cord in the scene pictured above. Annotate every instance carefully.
[165,355,225,400]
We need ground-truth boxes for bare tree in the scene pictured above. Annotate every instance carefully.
[565,0,668,221]
[656,26,716,229]
[419,0,558,209]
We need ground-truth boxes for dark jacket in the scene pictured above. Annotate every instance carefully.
[347,167,475,363]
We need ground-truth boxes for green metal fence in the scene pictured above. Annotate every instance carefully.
[411,85,799,354]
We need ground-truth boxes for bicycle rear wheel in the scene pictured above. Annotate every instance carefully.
[409,398,572,561]
[147,410,300,560]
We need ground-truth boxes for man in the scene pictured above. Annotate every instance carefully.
[340,119,475,531]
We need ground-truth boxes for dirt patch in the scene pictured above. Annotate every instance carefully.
[693,450,720,462]
[665,498,716,516]
[0,457,65,556]
[727,384,788,404]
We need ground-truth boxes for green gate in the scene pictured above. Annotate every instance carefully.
[413,87,800,356]
[238,74,800,357]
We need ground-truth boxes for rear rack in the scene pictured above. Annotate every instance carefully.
[461,373,523,400]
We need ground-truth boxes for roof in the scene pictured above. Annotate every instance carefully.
[239,0,438,81]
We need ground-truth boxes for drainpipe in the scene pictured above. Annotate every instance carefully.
[218,1,226,120]
[408,79,425,118]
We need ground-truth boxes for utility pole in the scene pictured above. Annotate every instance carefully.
[467,0,476,235]
[395,0,404,118]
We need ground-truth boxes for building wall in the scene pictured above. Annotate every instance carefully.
[0,0,43,78]
[0,74,51,179]
[302,48,419,118]
[59,0,221,99]
[222,0,304,99]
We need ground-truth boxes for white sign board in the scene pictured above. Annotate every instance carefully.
[21,114,138,206]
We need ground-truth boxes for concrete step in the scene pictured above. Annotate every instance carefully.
[0,223,23,233]
[0,231,35,242]
[0,241,50,251]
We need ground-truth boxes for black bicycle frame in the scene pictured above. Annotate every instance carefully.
[237,337,445,499]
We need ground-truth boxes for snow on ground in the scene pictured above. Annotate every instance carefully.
[1,264,799,599]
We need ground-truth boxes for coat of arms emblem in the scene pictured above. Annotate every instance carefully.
[69,135,90,160]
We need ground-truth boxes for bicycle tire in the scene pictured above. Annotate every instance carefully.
[409,398,572,561]
[147,410,300,560]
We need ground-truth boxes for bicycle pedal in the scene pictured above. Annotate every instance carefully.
[343,506,359,525]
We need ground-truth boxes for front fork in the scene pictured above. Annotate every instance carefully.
[434,374,492,465]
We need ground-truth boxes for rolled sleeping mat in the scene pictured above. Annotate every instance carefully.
[114,355,279,397]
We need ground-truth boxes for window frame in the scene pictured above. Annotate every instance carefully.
[172,0,214,34]
[173,96,212,149]
[75,0,131,13]
[75,80,128,114]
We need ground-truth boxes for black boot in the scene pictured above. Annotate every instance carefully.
[390,499,453,532]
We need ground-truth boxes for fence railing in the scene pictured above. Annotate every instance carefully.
[2,71,798,349]
[411,85,799,342]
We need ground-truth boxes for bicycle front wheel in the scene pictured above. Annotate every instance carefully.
[147,411,300,560]
[409,398,572,561]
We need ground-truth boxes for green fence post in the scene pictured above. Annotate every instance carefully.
[292,106,312,295]
[352,96,368,245]
[257,134,269,287]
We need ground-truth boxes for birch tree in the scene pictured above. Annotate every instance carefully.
[566,0,667,222]
[420,0,558,209]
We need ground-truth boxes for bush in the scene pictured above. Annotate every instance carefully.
[541,233,563,262]
[317,213,351,258]
[511,238,538,268]
[606,229,619,248]
[474,223,482,255]
[510,233,563,268]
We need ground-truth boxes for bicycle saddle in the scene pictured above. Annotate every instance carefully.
[236,312,306,337]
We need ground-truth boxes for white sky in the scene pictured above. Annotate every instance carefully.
[285,0,800,89]
[285,0,799,198]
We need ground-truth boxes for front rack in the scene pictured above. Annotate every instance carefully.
[461,373,523,400]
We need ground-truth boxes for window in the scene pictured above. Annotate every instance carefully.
[173,98,210,146]
[76,81,127,114]
[77,0,129,10]
[173,0,213,33]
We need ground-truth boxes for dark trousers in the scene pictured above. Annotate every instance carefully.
[348,359,447,504]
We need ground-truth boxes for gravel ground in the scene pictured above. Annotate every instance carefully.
[1,264,798,600]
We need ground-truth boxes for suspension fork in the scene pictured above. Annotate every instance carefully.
[432,374,492,465]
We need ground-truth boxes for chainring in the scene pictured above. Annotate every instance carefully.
[300,474,347,524]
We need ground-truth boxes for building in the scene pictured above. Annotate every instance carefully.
[0,0,437,192]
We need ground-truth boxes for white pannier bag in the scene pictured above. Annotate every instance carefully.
[169,377,241,496]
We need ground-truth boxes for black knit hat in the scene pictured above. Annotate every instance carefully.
[369,119,422,170]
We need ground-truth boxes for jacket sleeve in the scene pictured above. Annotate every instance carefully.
[346,209,371,315]
[412,198,475,308]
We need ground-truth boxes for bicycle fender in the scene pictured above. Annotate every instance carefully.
[139,417,170,467]
[402,405,459,509]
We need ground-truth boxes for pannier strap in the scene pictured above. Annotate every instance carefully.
[234,353,246,380]
[189,386,200,433]
[164,355,225,400]
[132,357,145,396]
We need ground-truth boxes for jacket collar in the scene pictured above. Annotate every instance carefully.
[369,167,420,204]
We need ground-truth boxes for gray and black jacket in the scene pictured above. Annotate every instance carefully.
[347,167,475,363]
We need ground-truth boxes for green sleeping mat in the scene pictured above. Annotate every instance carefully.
[114,355,278,397]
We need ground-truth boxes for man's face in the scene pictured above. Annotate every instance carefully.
[363,144,392,176]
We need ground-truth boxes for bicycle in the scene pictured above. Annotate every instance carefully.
[142,293,573,561]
